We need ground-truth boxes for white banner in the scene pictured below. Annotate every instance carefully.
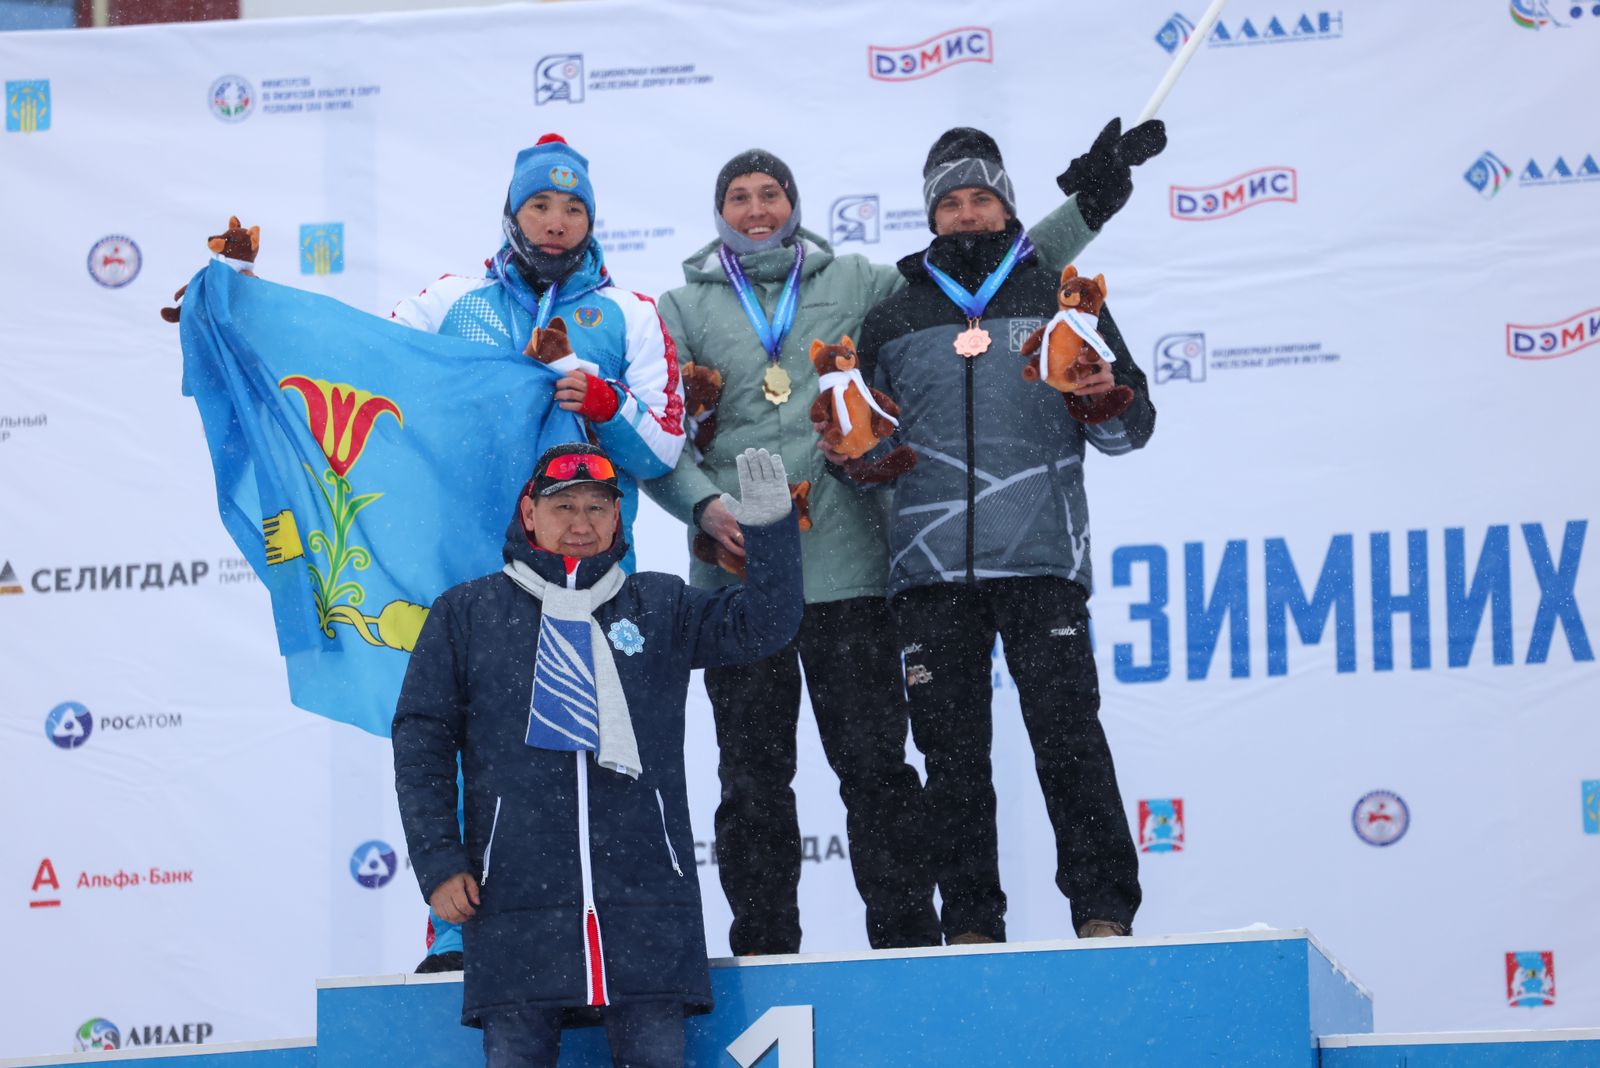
[1,0,1597,1057]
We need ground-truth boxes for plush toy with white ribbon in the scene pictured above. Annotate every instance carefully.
[1019,266,1135,426]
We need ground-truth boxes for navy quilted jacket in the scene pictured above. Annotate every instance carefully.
[393,507,802,1026]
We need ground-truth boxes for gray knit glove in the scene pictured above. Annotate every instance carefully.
[719,448,791,527]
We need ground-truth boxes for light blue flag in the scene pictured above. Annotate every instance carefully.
[180,261,585,737]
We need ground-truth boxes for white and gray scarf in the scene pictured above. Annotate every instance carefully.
[504,559,641,780]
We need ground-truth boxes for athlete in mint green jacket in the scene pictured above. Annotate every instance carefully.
[643,124,1164,955]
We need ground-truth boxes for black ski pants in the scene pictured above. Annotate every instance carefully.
[706,595,940,954]
[891,576,1141,942]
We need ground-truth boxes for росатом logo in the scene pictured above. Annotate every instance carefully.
[350,840,398,888]
[46,701,93,750]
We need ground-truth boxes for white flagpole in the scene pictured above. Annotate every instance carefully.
[1136,0,1229,124]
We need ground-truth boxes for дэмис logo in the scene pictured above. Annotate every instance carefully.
[868,27,992,82]
[1506,307,1600,360]
[1170,168,1296,220]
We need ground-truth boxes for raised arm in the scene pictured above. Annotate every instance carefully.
[677,449,805,668]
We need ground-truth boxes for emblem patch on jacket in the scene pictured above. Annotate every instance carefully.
[574,305,603,328]
[608,619,645,656]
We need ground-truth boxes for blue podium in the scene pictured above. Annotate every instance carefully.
[317,928,1367,1067]
[4,929,1592,1067]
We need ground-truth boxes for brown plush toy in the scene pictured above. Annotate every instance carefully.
[160,216,260,323]
[1019,265,1135,425]
[680,362,723,454]
[693,480,812,579]
[809,336,918,484]
[524,316,573,364]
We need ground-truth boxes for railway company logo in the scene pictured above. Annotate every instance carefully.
[831,195,880,244]
[869,28,993,81]
[535,54,585,105]
[1154,332,1207,383]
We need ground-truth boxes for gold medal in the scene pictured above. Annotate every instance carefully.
[762,364,792,405]
[954,318,991,358]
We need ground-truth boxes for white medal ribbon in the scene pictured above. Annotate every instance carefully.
[816,369,898,436]
[1041,310,1117,380]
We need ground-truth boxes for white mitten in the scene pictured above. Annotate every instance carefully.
[719,448,791,527]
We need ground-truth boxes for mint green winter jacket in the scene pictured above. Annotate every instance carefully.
[645,198,1098,604]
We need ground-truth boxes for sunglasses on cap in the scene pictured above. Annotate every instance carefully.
[540,452,616,481]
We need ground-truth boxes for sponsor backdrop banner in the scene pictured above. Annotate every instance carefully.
[2,0,1596,1056]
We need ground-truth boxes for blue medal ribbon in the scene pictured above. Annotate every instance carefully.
[921,232,1034,321]
[719,243,805,363]
[491,247,609,352]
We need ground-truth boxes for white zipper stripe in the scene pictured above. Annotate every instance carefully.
[480,796,503,885]
[655,788,683,876]
[575,753,608,1004]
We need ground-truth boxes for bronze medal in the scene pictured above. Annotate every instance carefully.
[762,364,792,405]
[954,319,991,358]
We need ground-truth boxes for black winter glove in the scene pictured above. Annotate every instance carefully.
[1056,117,1168,232]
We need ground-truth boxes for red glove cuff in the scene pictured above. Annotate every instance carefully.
[579,374,619,423]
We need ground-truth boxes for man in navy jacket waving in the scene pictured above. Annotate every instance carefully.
[394,443,802,1068]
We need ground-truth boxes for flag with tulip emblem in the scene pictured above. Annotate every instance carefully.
[179,261,586,735]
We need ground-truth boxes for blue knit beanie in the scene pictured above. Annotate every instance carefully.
[507,133,595,219]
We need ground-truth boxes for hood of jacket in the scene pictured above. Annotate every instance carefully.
[679,226,836,287]
[501,504,630,589]
[894,218,1028,291]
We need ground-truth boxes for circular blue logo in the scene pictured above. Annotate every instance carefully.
[74,1018,120,1051]
[209,74,254,122]
[86,235,141,289]
[46,701,93,749]
[1352,790,1409,847]
[350,840,398,888]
